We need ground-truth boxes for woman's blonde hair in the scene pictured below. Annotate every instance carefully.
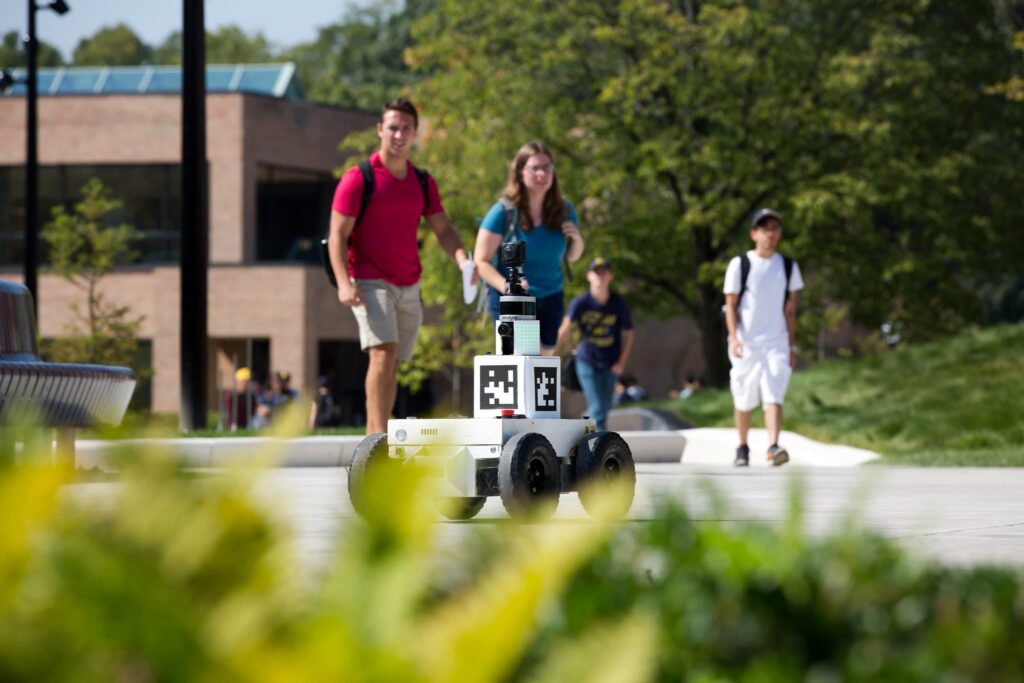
[501,141,566,231]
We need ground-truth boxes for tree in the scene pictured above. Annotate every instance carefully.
[41,178,144,369]
[282,0,437,109]
[407,0,1024,385]
[151,25,275,65]
[0,30,64,68]
[72,24,152,66]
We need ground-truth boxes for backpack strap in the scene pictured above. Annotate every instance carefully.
[497,196,520,242]
[782,255,793,307]
[736,253,793,311]
[736,253,751,308]
[477,198,520,315]
[413,165,431,214]
[321,159,432,289]
[355,160,431,226]
[354,160,375,227]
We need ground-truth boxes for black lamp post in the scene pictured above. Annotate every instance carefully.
[180,0,208,430]
[23,0,70,319]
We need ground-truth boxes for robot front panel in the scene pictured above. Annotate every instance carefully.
[474,355,561,419]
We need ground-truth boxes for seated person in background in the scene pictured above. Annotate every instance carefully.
[255,370,300,427]
[224,367,256,431]
[613,374,648,405]
[678,374,701,400]
[309,375,342,429]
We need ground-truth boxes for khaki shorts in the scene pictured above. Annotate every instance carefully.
[351,279,422,361]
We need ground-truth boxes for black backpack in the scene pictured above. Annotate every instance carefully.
[319,159,431,288]
[737,253,794,311]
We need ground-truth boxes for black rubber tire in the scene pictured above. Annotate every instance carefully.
[498,432,560,520]
[575,431,636,519]
[347,432,391,520]
[436,496,487,520]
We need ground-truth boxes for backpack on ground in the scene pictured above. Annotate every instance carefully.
[319,160,431,288]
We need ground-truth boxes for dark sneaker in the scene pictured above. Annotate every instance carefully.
[768,444,789,467]
[734,444,750,467]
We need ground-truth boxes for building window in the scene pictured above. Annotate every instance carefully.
[0,164,182,266]
[256,164,336,263]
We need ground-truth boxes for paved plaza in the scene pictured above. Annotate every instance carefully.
[66,429,1024,570]
[67,463,1016,570]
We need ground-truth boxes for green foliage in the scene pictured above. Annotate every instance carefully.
[660,322,1024,465]
[0,420,654,682]
[4,420,1024,679]
[151,26,276,66]
[0,30,64,68]
[556,493,1024,681]
[987,31,1024,100]
[41,178,144,369]
[407,0,1024,386]
[72,24,153,66]
[282,0,437,109]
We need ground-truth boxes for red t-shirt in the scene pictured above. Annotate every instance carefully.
[331,152,445,286]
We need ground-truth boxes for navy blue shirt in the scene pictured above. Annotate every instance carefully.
[568,291,633,371]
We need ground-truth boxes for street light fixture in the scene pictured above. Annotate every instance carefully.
[23,0,70,319]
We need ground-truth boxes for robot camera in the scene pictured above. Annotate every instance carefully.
[501,241,526,269]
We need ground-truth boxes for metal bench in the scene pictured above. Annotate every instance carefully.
[0,280,136,462]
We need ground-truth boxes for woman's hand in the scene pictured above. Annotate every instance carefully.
[562,221,585,262]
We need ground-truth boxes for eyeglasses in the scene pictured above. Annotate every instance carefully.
[523,163,555,175]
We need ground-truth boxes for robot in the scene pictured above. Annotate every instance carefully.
[347,241,636,521]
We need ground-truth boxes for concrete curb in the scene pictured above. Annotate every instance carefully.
[679,428,881,467]
[75,431,687,470]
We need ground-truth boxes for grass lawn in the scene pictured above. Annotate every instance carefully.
[655,323,1024,466]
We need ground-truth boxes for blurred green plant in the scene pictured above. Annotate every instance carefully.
[0,409,653,682]
[553,486,1024,681]
[4,405,1023,680]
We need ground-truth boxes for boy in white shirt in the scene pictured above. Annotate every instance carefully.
[723,208,804,466]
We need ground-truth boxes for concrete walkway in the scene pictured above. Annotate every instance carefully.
[74,428,880,470]
[681,428,880,467]
[65,446,1024,568]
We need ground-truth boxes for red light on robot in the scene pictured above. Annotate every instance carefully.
[501,409,514,416]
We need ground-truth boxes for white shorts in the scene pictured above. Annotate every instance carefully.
[729,342,791,411]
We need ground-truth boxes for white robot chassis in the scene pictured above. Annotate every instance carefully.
[347,241,636,521]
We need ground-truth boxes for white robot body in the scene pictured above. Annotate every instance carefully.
[347,241,635,520]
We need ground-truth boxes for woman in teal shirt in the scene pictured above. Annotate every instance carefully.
[473,141,585,354]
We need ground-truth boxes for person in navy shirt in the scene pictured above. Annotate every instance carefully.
[556,258,635,430]
[473,141,585,353]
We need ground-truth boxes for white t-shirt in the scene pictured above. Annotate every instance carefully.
[723,251,804,347]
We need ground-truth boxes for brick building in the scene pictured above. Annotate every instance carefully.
[0,63,705,421]
[0,64,386,420]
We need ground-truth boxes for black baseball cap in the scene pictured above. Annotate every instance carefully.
[588,257,612,271]
[750,208,782,229]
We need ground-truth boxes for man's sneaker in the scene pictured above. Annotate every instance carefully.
[768,444,789,467]
[734,444,750,467]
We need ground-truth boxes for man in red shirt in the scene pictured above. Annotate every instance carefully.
[327,98,473,435]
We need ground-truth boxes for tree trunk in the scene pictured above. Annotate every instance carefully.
[696,282,730,388]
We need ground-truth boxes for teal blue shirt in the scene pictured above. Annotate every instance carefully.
[480,199,578,298]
